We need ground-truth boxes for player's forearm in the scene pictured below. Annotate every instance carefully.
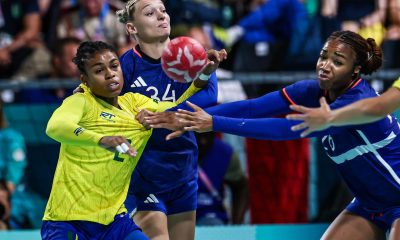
[329,89,400,126]
[206,90,288,118]
[328,101,382,126]
[213,116,301,140]
[46,120,103,146]
[175,82,202,105]
[212,115,335,139]
[172,73,218,111]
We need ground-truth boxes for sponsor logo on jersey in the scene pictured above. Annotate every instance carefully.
[74,127,84,136]
[100,112,115,122]
[130,76,148,88]
[144,194,159,204]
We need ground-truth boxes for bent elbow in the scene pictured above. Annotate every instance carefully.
[46,120,61,139]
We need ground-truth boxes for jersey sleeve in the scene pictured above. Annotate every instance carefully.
[205,90,289,118]
[170,72,218,111]
[212,116,343,140]
[131,82,201,112]
[280,80,322,107]
[46,94,104,146]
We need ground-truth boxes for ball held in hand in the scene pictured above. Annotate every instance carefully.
[161,36,207,83]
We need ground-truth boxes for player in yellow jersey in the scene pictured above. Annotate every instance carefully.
[287,76,400,137]
[41,41,201,240]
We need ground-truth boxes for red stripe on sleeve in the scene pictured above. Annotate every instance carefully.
[282,88,297,105]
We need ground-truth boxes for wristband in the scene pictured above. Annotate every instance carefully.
[198,73,211,81]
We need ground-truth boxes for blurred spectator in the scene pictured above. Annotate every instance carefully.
[381,0,400,69]
[195,132,249,226]
[205,0,308,72]
[15,37,81,104]
[57,0,129,55]
[0,99,27,229]
[0,0,42,80]
[320,0,387,42]
[167,0,226,27]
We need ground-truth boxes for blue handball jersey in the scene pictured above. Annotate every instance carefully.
[283,79,400,209]
[120,46,218,192]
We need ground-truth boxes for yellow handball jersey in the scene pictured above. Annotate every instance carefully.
[393,77,400,90]
[43,84,199,225]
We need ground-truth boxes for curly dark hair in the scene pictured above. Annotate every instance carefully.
[72,41,116,74]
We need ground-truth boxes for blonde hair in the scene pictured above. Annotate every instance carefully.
[116,0,139,23]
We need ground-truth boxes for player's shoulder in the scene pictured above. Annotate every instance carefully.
[332,79,375,109]
[62,92,96,108]
[284,79,320,94]
[120,48,134,61]
[343,78,376,100]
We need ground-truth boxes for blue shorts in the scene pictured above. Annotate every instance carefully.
[346,198,400,232]
[41,213,148,240]
[125,178,198,215]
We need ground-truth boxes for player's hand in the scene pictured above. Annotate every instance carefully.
[143,111,184,131]
[175,101,213,133]
[99,136,137,157]
[165,129,185,141]
[201,49,228,75]
[136,109,154,129]
[286,97,332,137]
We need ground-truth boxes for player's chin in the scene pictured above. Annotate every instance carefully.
[104,89,121,98]
[317,79,331,90]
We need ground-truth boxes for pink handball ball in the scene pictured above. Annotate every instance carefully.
[161,36,208,83]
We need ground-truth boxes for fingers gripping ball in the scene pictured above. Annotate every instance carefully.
[161,36,207,83]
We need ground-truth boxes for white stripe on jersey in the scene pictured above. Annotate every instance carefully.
[357,130,400,185]
[327,130,400,185]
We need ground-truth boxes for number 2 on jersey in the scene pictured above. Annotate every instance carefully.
[113,139,132,162]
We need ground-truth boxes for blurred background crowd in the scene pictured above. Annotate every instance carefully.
[0,0,399,231]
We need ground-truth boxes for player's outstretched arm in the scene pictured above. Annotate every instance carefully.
[287,87,400,137]
[164,101,328,140]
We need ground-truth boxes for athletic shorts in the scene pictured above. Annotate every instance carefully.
[125,177,198,215]
[41,213,148,240]
[347,198,400,232]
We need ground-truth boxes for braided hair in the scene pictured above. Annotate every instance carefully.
[327,31,383,75]
[116,0,139,24]
[72,41,116,74]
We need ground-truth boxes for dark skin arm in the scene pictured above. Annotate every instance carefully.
[138,101,212,139]
[135,49,227,131]
[286,87,400,137]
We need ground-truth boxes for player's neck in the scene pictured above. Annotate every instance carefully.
[96,95,119,108]
[138,39,169,59]
[328,78,359,102]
